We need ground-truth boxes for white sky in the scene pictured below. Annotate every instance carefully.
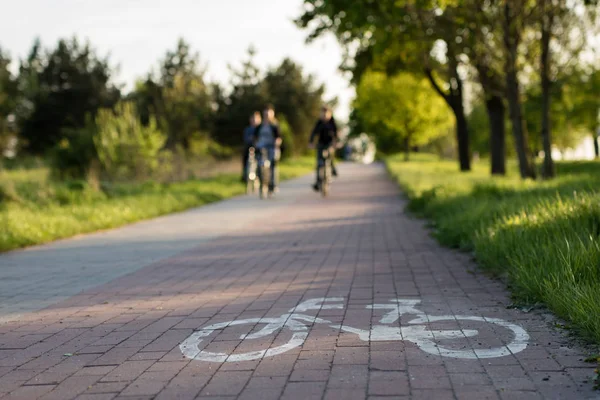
[0,0,354,121]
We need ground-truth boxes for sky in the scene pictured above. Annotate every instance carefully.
[0,0,354,121]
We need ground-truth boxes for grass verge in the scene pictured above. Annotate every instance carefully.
[386,153,600,345]
[0,157,313,253]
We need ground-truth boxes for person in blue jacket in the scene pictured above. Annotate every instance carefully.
[253,105,282,193]
[242,111,261,182]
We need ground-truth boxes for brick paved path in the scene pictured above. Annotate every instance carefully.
[0,163,598,400]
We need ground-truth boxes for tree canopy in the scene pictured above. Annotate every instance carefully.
[296,0,600,176]
[355,71,453,157]
[16,38,120,154]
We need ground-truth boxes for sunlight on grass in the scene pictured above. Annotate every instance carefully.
[386,154,600,344]
[0,157,313,253]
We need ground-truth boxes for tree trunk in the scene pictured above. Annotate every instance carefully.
[454,104,471,171]
[593,131,599,158]
[474,59,506,176]
[424,63,471,172]
[404,137,410,161]
[506,71,535,179]
[503,3,536,179]
[540,4,555,178]
[486,96,506,175]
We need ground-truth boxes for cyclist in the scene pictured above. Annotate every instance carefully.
[309,105,338,192]
[242,111,261,182]
[253,104,282,194]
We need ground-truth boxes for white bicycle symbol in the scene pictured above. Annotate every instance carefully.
[180,297,529,362]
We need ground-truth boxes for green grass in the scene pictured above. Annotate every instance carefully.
[0,157,313,253]
[386,153,600,345]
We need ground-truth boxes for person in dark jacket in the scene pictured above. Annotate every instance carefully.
[253,105,282,193]
[242,111,261,182]
[309,105,338,191]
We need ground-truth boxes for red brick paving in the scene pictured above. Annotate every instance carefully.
[0,164,598,399]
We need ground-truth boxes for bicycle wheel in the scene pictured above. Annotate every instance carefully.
[263,165,270,199]
[258,162,267,199]
[246,159,257,195]
[180,318,307,363]
[405,315,529,359]
[321,162,329,197]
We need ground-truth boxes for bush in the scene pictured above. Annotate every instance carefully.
[49,121,98,180]
[0,180,21,204]
[0,156,314,252]
[278,116,295,160]
[94,102,167,180]
[207,140,234,159]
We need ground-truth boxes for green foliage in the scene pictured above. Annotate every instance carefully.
[467,103,492,157]
[0,157,312,252]
[16,37,120,154]
[9,37,327,172]
[0,166,102,208]
[94,102,167,180]
[0,180,21,204]
[467,102,515,158]
[0,47,18,157]
[355,71,453,154]
[49,121,97,180]
[562,66,600,136]
[211,49,326,151]
[139,39,213,150]
[211,47,267,149]
[278,116,295,160]
[297,0,600,177]
[263,58,326,147]
[387,154,600,344]
[523,78,589,152]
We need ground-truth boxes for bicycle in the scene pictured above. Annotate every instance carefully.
[257,147,273,199]
[317,145,334,197]
[245,147,259,195]
[180,297,529,363]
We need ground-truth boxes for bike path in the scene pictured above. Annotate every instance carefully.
[0,174,312,325]
[0,163,598,400]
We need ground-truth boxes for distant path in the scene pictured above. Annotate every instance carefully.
[0,163,597,400]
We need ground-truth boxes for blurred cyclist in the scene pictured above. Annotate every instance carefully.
[242,111,261,182]
[308,105,338,192]
[253,104,282,194]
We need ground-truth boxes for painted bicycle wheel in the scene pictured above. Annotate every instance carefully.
[405,315,529,359]
[180,318,307,362]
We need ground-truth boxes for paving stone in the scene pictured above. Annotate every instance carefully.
[0,164,597,399]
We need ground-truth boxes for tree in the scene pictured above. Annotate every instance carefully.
[94,102,166,179]
[524,79,578,153]
[459,0,596,177]
[16,37,120,154]
[523,66,600,155]
[355,71,453,159]
[211,47,268,149]
[456,1,508,175]
[501,2,537,178]
[567,67,600,157]
[422,41,472,171]
[263,58,326,148]
[468,102,494,158]
[211,50,327,153]
[0,48,18,157]
[347,108,368,138]
[296,0,473,171]
[135,39,213,151]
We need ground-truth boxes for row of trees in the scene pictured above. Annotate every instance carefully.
[0,38,329,179]
[296,0,600,178]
